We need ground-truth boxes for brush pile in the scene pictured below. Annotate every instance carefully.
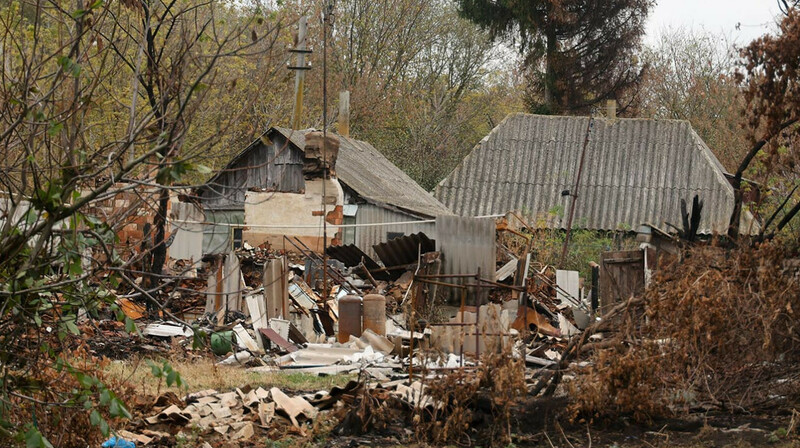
[570,239,800,423]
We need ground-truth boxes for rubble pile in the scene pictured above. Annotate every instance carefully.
[96,215,652,446]
[120,376,467,446]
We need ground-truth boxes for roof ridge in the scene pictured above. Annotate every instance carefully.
[508,112,694,126]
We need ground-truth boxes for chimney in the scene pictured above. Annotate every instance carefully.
[290,16,309,130]
[338,91,350,137]
[606,99,617,120]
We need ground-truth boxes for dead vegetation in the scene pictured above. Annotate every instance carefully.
[569,238,800,423]
[1,346,136,448]
[413,348,527,447]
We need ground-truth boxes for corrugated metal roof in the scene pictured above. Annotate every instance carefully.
[372,232,436,271]
[274,127,452,218]
[434,113,759,234]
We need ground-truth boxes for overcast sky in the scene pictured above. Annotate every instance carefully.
[646,0,783,46]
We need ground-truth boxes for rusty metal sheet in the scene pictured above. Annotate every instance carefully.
[259,328,298,353]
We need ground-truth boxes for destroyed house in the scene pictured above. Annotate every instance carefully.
[434,113,759,234]
[195,127,452,256]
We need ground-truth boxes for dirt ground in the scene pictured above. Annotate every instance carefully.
[106,355,800,448]
[320,397,800,448]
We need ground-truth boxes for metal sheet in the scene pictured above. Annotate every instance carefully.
[372,232,435,274]
[260,328,298,353]
[169,202,204,261]
[353,204,437,260]
[325,245,390,281]
[436,215,496,305]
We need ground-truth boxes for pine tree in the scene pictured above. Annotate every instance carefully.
[457,0,652,114]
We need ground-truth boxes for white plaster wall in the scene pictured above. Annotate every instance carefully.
[243,178,343,248]
[168,201,205,261]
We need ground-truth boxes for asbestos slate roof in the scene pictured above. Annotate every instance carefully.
[434,113,758,233]
[273,127,452,218]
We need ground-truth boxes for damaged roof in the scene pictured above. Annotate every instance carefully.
[434,113,758,234]
[273,127,452,218]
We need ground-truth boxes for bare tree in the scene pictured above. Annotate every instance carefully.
[639,28,748,170]
[0,0,284,444]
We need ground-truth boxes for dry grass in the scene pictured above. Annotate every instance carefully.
[104,356,355,396]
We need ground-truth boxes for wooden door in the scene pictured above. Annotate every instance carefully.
[599,249,644,312]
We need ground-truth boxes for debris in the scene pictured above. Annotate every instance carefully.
[259,328,298,353]
[288,279,318,311]
[232,323,261,353]
[274,344,364,367]
[117,430,153,446]
[557,313,580,337]
[360,329,394,355]
[141,322,193,338]
[245,293,268,349]
[218,351,253,366]
[117,298,146,320]
[270,387,317,427]
[511,306,560,337]
[157,404,191,425]
[287,322,309,346]
[211,405,232,419]
[495,258,518,282]
[231,422,255,441]
[258,401,275,426]
[268,318,291,341]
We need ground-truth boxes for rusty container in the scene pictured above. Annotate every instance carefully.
[338,295,362,343]
[362,294,387,336]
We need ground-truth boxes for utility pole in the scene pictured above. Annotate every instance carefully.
[289,16,311,130]
[560,116,594,266]
[321,2,334,303]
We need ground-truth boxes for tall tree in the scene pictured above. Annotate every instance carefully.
[308,0,517,190]
[456,0,652,114]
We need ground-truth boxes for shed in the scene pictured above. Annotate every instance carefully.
[196,127,452,256]
[434,113,759,234]
[270,127,453,258]
[197,128,311,254]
